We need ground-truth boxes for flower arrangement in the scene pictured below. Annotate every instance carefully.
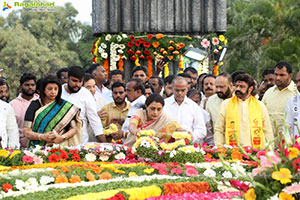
[91,33,228,77]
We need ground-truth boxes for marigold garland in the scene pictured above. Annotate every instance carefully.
[147,59,153,79]
[118,55,124,71]
[162,181,210,195]
[104,58,109,80]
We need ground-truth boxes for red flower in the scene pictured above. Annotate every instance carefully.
[126,153,136,160]
[127,42,133,48]
[143,50,150,55]
[2,183,12,193]
[130,56,137,61]
[69,149,79,154]
[135,50,142,55]
[146,56,153,60]
[106,193,125,200]
[48,154,58,163]
[147,34,153,39]
[72,154,81,162]
[50,148,61,153]
[185,167,198,176]
[139,38,145,43]
[135,40,141,47]
[139,55,145,59]
[158,168,168,175]
[127,50,134,55]
[58,153,68,161]
[184,138,189,145]
[92,57,96,63]
[22,155,33,163]
[144,42,151,48]
[130,35,135,41]
[194,143,198,148]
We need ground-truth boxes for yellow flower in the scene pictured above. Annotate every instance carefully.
[128,172,138,177]
[244,188,256,200]
[114,169,125,174]
[186,35,192,40]
[279,192,295,200]
[288,147,299,159]
[272,168,292,184]
[224,39,228,45]
[219,35,225,42]
[9,150,21,159]
[0,150,9,158]
[144,168,154,174]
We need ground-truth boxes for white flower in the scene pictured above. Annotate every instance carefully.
[267,151,275,156]
[222,171,233,178]
[223,144,233,149]
[203,169,216,178]
[212,162,223,168]
[122,55,127,59]
[115,152,126,160]
[39,176,54,185]
[170,150,177,158]
[112,55,120,62]
[105,34,112,41]
[15,179,26,191]
[24,150,34,157]
[52,144,60,149]
[25,178,39,190]
[120,44,125,49]
[269,194,279,200]
[101,52,108,59]
[122,33,128,38]
[104,146,114,151]
[116,35,122,42]
[98,47,104,53]
[100,43,107,48]
[131,147,137,154]
[85,153,97,162]
[99,154,109,161]
[117,49,124,54]
[140,140,151,148]
[199,148,206,155]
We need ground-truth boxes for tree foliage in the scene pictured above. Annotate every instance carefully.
[225,0,300,81]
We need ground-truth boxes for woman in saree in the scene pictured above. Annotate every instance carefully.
[126,93,185,146]
[24,75,82,148]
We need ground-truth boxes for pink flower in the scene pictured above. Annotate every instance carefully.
[260,155,281,168]
[212,37,219,45]
[256,150,266,159]
[151,163,167,169]
[283,182,300,195]
[158,168,168,175]
[170,168,183,175]
[185,167,198,176]
[156,150,164,156]
[33,156,43,164]
[252,167,266,176]
[22,155,33,163]
[24,150,35,157]
[213,49,219,54]
[201,39,210,48]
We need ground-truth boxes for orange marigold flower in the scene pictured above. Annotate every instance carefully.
[55,175,68,184]
[69,175,81,183]
[169,40,174,45]
[162,51,168,55]
[168,46,174,51]
[51,169,60,176]
[99,172,112,180]
[152,42,159,48]
[156,33,164,39]
[231,151,243,160]
[172,51,179,55]
[160,48,165,53]
[86,171,96,182]
[59,166,70,173]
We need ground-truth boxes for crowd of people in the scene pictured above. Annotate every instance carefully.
[0,61,299,149]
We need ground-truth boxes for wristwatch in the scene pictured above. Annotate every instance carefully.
[62,135,66,141]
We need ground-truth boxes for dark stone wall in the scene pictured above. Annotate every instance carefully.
[92,0,227,36]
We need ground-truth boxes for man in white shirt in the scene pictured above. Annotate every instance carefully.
[123,79,146,146]
[61,66,105,143]
[164,76,207,144]
[0,100,19,149]
[86,63,109,96]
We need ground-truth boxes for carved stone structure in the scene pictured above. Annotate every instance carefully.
[92,0,227,36]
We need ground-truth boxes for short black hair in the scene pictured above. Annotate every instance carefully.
[0,78,9,89]
[262,68,274,79]
[218,72,232,83]
[145,93,164,107]
[40,75,62,105]
[184,67,197,74]
[86,63,101,74]
[132,66,147,76]
[202,74,216,85]
[234,73,255,89]
[149,76,164,86]
[128,78,145,95]
[164,75,175,85]
[275,61,292,74]
[111,81,126,91]
[110,69,124,80]
[56,68,68,79]
[178,73,192,79]
[231,70,246,83]
[83,73,96,84]
[145,84,154,93]
[187,89,202,100]
[20,73,37,85]
[68,66,85,80]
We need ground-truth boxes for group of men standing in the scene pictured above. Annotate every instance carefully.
[0,60,299,149]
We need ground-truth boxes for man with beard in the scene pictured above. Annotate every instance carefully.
[184,67,198,89]
[61,66,105,143]
[214,73,273,148]
[0,78,10,102]
[201,74,216,109]
[206,73,234,128]
[263,62,298,135]
[259,68,275,100]
[86,63,109,96]
[10,73,39,149]
[100,82,129,141]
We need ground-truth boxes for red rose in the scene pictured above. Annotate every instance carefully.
[135,50,142,55]
[135,40,141,47]
[127,50,134,55]
[146,56,153,60]
[130,56,137,61]
[139,55,145,59]
[147,34,153,39]
[144,42,151,48]
[130,35,135,41]
[48,154,58,163]
[127,42,133,48]
[2,183,13,193]
[143,50,150,55]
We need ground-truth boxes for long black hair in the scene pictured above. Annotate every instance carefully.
[40,75,62,105]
